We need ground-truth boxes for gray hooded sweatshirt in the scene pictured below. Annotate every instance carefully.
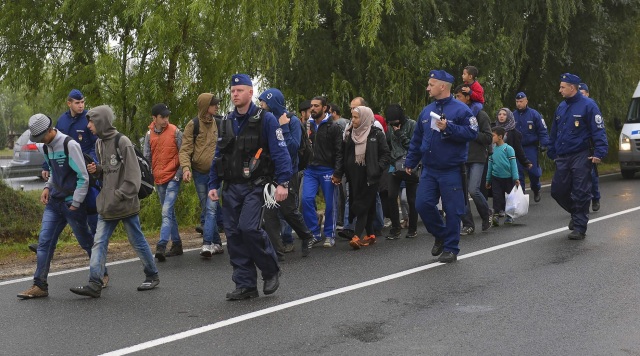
[87,105,141,220]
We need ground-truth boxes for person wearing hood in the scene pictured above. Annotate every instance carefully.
[384,103,419,240]
[208,74,291,300]
[333,106,391,249]
[548,73,608,240]
[17,114,97,300]
[70,105,159,298]
[258,88,313,259]
[179,93,224,257]
[404,70,478,263]
[143,103,184,262]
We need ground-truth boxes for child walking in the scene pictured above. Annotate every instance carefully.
[486,126,520,226]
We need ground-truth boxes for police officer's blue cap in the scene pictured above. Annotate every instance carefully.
[428,70,455,84]
[231,74,253,87]
[560,73,581,85]
[68,89,84,100]
[515,92,527,99]
[579,83,589,92]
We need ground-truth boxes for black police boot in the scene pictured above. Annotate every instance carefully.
[438,251,457,263]
[534,190,541,203]
[568,218,574,230]
[263,271,282,295]
[592,199,600,212]
[431,239,444,256]
[226,287,259,301]
[568,230,586,240]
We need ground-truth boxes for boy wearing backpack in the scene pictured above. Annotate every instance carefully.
[70,105,159,298]
[17,114,98,299]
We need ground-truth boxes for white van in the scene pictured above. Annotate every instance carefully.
[617,80,640,179]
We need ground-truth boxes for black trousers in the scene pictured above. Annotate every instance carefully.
[263,174,313,253]
[387,171,419,232]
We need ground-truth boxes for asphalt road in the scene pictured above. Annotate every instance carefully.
[1,174,639,355]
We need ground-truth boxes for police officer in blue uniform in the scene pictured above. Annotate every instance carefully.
[405,70,478,263]
[548,73,608,240]
[579,82,601,212]
[208,74,292,300]
[513,92,550,202]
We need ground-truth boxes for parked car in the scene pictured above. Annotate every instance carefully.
[8,129,45,179]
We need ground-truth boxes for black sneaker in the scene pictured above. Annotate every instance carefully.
[438,251,457,263]
[386,228,401,240]
[534,190,541,202]
[226,287,259,300]
[592,199,600,212]
[568,231,586,240]
[481,217,492,231]
[137,276,160,291]
[165,242,183,257]
[70,283,102,298]
[301,236,311,257]
[28,244,38,254]
[338,229,355,240]
[155,245,166,262]
[195,226,204,234]
[431,240,444,256]
[568,218,574,230]
[460,226,474,235]
[405,231,418,239]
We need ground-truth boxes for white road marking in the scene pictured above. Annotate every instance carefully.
[98,205,640,356]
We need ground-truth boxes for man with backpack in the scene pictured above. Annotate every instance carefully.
[258,88,313,259]
[179,93,223,257]
[143,103,184,262]
[70,105,159,298]
[17,114,99,299]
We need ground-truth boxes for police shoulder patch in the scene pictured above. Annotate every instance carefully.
[469,116,479,131]
[595,115,603,125]
[275,128,284,141]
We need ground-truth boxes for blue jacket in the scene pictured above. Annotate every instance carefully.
[406,95,478,171]
[514,106,550,147]
[547,92,608,160]
[209,102,292,190]
[258,88,302,172]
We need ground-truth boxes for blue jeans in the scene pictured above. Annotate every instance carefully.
[156,179,181,247]
[461,162,491,228]
[193,170,220,245]
[301,165,336,238]
[34,199,94,289]
[89,215,158,286]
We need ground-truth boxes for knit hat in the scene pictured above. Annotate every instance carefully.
[28,114,52,142]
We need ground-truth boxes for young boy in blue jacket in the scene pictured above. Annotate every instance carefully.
[486,126,520,226]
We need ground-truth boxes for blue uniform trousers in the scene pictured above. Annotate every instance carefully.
[591,166,600,201]
[550,150,593,233]
[415,167,466,255]
[222,183,280,289]
[518,145,542,193]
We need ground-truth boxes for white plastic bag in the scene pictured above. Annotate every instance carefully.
[505,185,529,219]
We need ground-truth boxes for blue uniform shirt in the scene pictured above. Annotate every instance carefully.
[405,95,478,171]
[209,103,292,190]
[547,92,608,160]
[43,109,98,171]
[514,106,550,148]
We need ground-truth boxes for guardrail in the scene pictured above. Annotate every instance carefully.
[0,165,42,179]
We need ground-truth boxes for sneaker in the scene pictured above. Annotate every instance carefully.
[102,274,110,289]
[568,230,586,240]
[155,245,166,262]
[137,276,160,291]
[592,199,600,212]
[338,229,355,240]
[349,236,362,250]
[283,243,295,253]
[400,218,409,229]
[363,234,376,245]
[498,210,505,217]
[309,237,323,248]
[384,218,392,228]
[323,237,335,248]
[200,244,214,258]
[405,231,418,239]
[386,227,401,240]
[534,191,541,202]
[568,218,574,230]
[69,283,101,298]
[491,215,500,227]
[301,237,311,257]
[195,226,203,234]
[165,242,183,257]
[481,217,492,231]
[17,285,48,299]
[504,216,514,224]
[28,243,38,254]
[460,226,474,235]
[212,244,224,255]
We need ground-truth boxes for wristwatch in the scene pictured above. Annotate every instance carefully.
[279,181,289,188]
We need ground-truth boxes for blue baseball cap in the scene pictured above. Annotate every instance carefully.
[428,70,455,84]
[515,92,527,99]
[560,73,581,85]
[68,89,84,100]
[231,74,253,87]
[579,83,589,92]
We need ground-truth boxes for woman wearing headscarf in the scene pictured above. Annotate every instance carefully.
[332,106,391,249]
[493,108,532,222]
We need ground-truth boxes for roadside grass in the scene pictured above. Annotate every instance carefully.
[0,148,12,156]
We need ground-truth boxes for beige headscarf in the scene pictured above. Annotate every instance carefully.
[345,106,374,165]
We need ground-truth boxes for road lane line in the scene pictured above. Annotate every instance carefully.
[98,205,640,356]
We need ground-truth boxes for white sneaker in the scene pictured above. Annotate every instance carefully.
[323,237,335,248]
[200,244,214,258]
[212,244,224,255]
[384,218,392,228]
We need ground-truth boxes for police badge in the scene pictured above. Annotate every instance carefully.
[275,128,284,141]
[78,133,83,142]
[575,120,579,127]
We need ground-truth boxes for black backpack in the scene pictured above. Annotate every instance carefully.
[296,117,312,171]
[114,133,155,199]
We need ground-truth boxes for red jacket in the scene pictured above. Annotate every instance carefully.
[468,80,485,104]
